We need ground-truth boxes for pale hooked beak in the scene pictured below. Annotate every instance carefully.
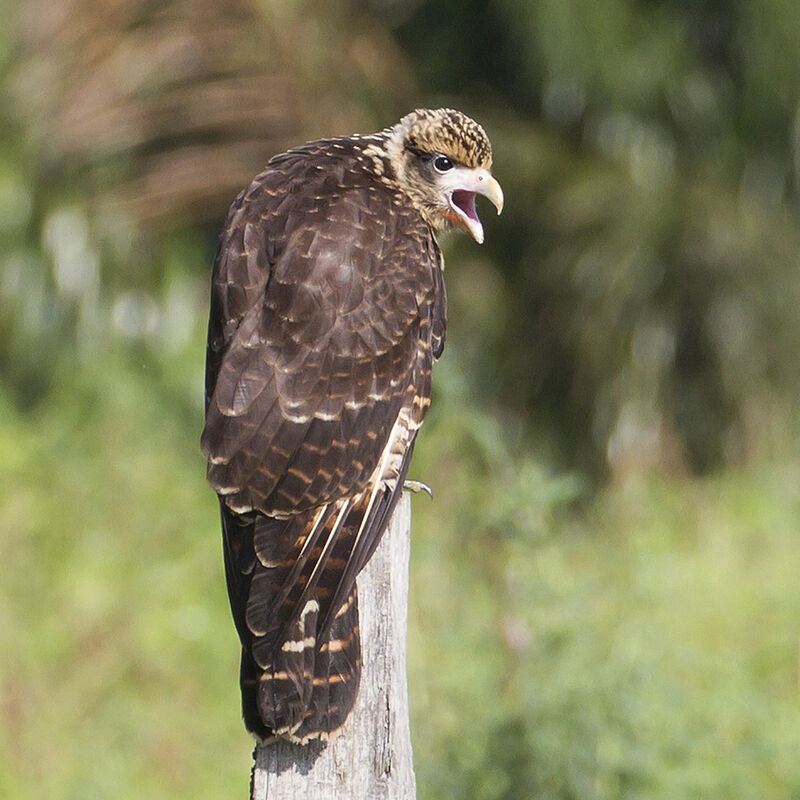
[444,167,504,244]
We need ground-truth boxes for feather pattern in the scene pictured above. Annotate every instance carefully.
[203,133,444,742]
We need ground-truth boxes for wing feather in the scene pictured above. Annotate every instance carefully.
[203,136,445,741]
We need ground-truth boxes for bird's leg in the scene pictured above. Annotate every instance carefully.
[403,479,433,499]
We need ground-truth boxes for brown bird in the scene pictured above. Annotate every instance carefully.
[201,108,503,743]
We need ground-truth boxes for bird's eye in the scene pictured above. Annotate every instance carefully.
[433,155,454,173]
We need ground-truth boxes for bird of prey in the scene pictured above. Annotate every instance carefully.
[201,108,503,744]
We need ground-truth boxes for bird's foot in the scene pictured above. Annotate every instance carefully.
[403,479,433,499]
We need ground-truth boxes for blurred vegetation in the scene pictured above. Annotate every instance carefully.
[1,1,799,798]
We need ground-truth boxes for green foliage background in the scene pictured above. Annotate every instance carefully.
[2,1,800,798]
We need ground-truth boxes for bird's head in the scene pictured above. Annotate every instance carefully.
[386,108,503,244]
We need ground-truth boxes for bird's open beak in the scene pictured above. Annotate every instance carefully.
[445,168,504,244]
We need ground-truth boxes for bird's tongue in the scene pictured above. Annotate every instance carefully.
[451,190,479,224]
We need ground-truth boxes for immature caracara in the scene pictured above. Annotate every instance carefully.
[201,108,503,743]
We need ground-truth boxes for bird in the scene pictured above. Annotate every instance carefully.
[201,108,503,744]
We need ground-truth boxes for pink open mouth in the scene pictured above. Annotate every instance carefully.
[448,189,485,243]
[450,190,479,225]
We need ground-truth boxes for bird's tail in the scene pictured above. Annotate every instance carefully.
[238,583,362,743]
[222,496,374,743]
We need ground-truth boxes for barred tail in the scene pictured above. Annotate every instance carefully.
[221,500,367,743]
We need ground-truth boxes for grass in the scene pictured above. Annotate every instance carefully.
[0,350,253,799]
[410,426,800,800]
[1,348,799,799]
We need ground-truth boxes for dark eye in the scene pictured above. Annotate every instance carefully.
[433,155,454,172]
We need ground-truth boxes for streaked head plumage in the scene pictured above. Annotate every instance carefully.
[397,108,493,170]
[385,108,502,243]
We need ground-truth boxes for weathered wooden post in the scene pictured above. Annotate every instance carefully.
[250,493,416,799]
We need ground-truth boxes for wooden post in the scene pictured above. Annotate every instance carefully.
[250,493,416,799]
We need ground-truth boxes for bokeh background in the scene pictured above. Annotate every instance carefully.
[2,1,800,798]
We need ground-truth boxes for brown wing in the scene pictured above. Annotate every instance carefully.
[202,139,444,741]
